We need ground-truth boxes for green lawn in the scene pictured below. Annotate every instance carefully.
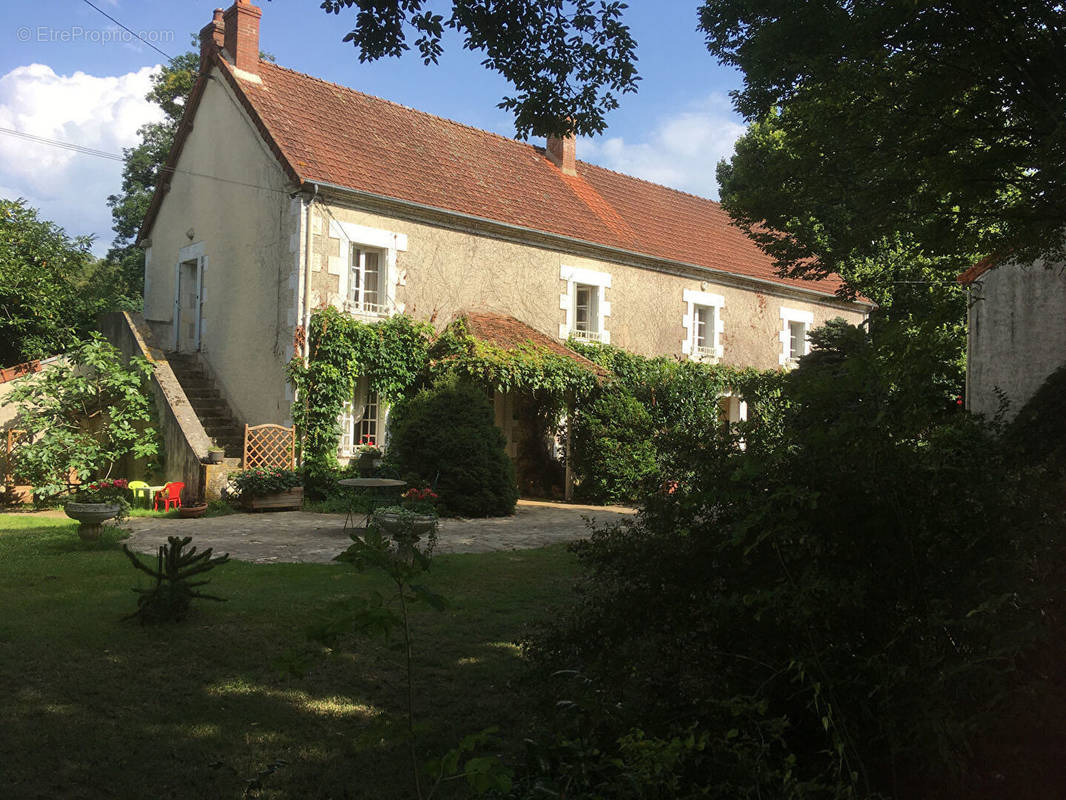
[0,514,579,799]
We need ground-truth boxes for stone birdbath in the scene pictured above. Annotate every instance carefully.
[64,502,123,541]
[371,508,438,564]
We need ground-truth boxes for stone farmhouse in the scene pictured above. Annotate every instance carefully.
[129,0,869,492]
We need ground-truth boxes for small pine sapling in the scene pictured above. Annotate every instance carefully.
[122,536,229,623]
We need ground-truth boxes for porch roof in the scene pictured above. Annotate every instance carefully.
[459,311,609,379]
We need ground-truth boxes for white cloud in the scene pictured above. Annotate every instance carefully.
[0,63,164,253]
[579,93,746,200]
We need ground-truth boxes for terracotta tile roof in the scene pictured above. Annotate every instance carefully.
[460,311,609,377]
[143,52,855,300]
[958,253,1003,284]
[0,360,41,383]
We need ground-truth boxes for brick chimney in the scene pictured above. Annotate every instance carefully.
[198,8,225,73]
[222,0,262,73]
[546,131,577,176]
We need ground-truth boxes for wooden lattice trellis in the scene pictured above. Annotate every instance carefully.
[4,428,29,483]
[4,433,31,494]
[243,424,295,470]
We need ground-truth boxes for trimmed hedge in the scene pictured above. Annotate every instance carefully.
[386,377,518,517]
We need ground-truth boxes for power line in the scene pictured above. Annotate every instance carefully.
[0,126,293,196]
[1,127,123,162]
[78,0,176,63]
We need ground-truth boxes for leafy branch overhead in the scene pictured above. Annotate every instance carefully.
[319,0,640,137]
[704,0,1066,274]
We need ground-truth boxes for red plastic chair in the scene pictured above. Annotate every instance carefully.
[154,482,185,511]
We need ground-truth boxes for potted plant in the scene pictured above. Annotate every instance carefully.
[64,478,132,541]
[355,438,384,477]
[206,441,225,464]
[370,505,438,565]
[178,493,209,518]
[229,466,303,511]
[400,486,439,515]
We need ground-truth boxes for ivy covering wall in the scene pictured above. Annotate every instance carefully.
[567,339,785,502]
[287,308,602,484]
[287,307,782,504]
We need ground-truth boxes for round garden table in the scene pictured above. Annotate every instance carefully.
[337,477,406,533]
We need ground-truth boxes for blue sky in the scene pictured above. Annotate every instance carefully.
[0,0,747,255]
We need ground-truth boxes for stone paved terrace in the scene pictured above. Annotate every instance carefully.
[123,499,637,564]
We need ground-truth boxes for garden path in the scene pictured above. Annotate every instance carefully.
[122,499,636,564]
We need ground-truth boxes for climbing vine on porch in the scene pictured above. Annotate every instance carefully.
[286,308,602,480]
[429,318,600,410]
[287,307,782,502]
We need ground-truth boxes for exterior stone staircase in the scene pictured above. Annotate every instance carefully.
[165,353,244,459]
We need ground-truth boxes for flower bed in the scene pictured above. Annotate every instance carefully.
[229,467,303,512]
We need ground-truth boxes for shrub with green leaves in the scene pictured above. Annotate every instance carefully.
[386,377,518,517]
[123,536,229,624]
[521,320,1066,797]
[570,388,658,504]
[2,334,158,499]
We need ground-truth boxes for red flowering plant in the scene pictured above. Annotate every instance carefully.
[355,435,383,459]
[400,486,439,515]
[72,478,132,519]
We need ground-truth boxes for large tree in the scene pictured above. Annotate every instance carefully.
[0,199,122,366]
[319,0,640,137]
[703,1,1066,281]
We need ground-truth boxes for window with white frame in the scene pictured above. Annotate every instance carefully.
[338,378,385,457]
[560,265,611,343]
[681,289,725,361]
[693,306,715,354]
[574,283,599,340]
[779,307,814,366]
[349,245,384,314]
[328,219,408,319]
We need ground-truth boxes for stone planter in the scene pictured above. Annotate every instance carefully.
[206,449,224,465]
[243,486,303,512]
[372,510,437,538]
[64,502,122,541]
[356,453,383,477]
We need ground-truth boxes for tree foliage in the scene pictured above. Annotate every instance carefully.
[319,0,639,137]
[568,340,784,503]
[521,320,1066,797]
[2,335,158,498]
[0,199,127,366]
[705,1,1066,276]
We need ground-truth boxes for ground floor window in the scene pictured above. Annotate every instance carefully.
[338,380,384,457]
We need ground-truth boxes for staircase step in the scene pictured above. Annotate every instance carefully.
[164,353,251,464]
[198,417,235,429]
[189,401,227,413]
